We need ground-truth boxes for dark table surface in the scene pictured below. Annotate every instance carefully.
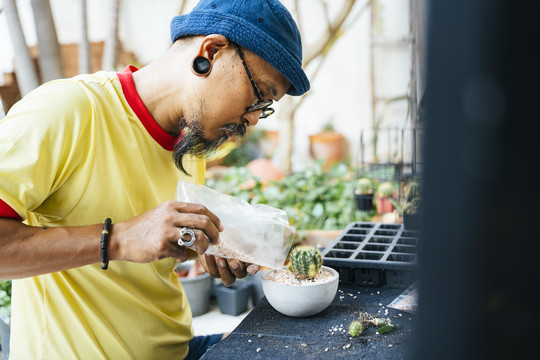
[201,284,417,359]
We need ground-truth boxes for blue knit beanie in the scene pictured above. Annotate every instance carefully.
[170,0,310,96]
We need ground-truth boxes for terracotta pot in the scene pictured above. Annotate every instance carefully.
[309,132,347,166]
[246,158,284,185]
[376,196,395,214]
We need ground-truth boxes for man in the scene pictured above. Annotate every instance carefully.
[0,0,309,359]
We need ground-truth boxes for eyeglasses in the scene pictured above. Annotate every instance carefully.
[234,44,275,119]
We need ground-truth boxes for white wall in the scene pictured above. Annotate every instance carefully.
[0,0,413,169]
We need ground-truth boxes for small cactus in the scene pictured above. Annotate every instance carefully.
[404,197,421,215]
[349,321,363,337]
[376,182,394,198]
[355,178,373,195]
[287,245,323,280]
[405,181,421,202]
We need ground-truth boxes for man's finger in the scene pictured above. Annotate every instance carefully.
[203,254,220,278]
[171,245,189,263]
[190,230,210,255]
[171,201,224,231]
[227,259,247,279]
[216,257,235,285]
[246,264,260,275]
[172,214,221,245]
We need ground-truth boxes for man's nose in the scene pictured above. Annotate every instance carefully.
[243,111,261,127]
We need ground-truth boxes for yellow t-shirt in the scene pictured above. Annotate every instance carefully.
[0,68,204,359]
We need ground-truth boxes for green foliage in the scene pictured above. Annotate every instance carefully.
[220,129,267,167]
[376,324,395,334]
[321,120,335,132]
[287,245,323,280]
[355,178,373,195]
[205,160,369,231]
[0,280,11,309]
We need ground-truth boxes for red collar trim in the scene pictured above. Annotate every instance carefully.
[0,199,22,221]
[117,65,178,151]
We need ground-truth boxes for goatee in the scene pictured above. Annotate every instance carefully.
[172,120,246,175]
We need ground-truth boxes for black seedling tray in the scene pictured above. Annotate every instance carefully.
[321,222,420,288]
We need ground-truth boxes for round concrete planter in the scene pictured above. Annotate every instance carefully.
[261,266,339,318]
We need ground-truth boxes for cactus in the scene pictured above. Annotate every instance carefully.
[355,178,373,195]
[349,321,364,337]
[376,182,394,198]
[405,181,421,202]
[287,245,323,280]
[404,197,422,215]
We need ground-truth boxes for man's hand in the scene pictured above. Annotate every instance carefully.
[198,253,260,285]
[109,201,223,264]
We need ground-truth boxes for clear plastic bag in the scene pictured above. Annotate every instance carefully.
[176,181,296,269]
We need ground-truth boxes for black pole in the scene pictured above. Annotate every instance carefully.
[413,0,540,359]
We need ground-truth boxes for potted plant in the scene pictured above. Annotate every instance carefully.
[261,245,339,318]
[0,280,11,360]
[401,181,422,231]
[308,121,347,169]
[375,181,395,214]
[174,260,213,317]
[354,177,374,211]
[213,279,254,316]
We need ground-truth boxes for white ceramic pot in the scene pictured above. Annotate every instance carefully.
[261,266,339,318]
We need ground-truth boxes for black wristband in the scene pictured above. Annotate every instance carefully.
[100,218,112,270]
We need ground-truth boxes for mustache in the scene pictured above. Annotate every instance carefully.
[172,121,247,175]
[222,122,247,139]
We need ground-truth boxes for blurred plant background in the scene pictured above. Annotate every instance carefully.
[0,280,11,317]
[206,159,373,231]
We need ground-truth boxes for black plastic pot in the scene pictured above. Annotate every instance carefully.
[403,213,421,231]
[354,193,374,211]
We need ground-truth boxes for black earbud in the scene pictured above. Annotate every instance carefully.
[192,56,211,75]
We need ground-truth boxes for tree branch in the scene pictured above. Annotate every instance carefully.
[294,0,303,37]
[291,0,372,114]
[178,0,188,15]
[344,0,373,32]
[320,0,332,33]
[303,0,357,66]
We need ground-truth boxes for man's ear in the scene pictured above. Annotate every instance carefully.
[196,34,230,61]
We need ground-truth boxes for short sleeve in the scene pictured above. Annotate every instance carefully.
[0,80,92,221]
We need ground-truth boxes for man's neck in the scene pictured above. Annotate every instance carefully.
[132,55,187,137]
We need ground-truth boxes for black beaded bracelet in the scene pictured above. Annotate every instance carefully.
[100,218,112,270]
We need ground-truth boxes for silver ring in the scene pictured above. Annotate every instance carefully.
[178,227,196,247]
